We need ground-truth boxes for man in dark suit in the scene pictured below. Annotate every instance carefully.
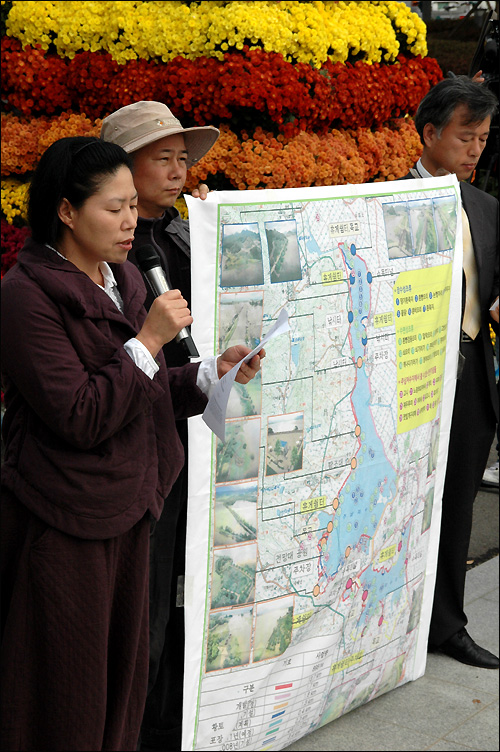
[404,76,499,668]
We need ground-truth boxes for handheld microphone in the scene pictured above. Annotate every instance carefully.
[135,244,200,359]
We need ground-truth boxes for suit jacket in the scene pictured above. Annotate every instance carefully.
[402,171,499,420]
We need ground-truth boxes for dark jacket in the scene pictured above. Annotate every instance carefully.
[130,208,192,367]
[1,239,208,539]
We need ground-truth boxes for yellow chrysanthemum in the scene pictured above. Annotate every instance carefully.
[1,179,30,224]
[5,0,428,66]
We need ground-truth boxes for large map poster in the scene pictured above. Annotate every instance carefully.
[183,176,462,752]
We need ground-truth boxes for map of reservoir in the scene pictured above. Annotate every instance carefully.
[184,179,461,752]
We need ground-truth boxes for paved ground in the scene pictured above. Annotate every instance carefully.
[467,441,499,568]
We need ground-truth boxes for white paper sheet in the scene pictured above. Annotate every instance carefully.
[203,308,290,441]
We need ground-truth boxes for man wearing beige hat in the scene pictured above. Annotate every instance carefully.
[101,102,220,751]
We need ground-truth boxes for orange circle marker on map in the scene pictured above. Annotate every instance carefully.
[327,521,333,533]
[333,497,339,510]
[357,356,363,368]
[351,458,357,469]
[345,546,352,558]
[313,585,320,597]
[355,425,361,437]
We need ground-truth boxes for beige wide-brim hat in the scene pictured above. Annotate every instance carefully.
[100,101,219,168]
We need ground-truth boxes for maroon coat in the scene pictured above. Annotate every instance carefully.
[1,238,208,539]
[0,239,208,751]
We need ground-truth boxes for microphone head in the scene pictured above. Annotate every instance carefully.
[135,244,161,271]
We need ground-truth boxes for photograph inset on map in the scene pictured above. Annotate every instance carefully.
[406,582,424,633]
[211,543,257,609]
[343,678,376,715]
[216,418,261,483]
[371,654,405,701]
[319,681,350,727]
[266,413,304,476]
[421,484,435,534]
[253,596,294,662]
[427,420,440,476]
[383,201,412,258]
[220,223,264,287]
[264,219,302,284]
[226,375,262,419]
[218,292,264,417]
[408,199,438,255]
[218,292,263,351]
[433,195,457,251]
[206,605,253,672]
[214,481,258,546]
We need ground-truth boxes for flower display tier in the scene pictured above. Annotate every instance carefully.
[4,0,428,66]
[1,39,442,133]
[1,0,442,275]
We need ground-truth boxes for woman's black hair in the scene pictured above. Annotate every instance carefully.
[28,136,133,246]
[414,75,498,145]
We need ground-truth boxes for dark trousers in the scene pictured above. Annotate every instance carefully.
[1,489,150,752]
[140,450,188,752]
[428,337,497,646]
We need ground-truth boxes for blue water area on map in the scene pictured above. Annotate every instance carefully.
[306,234,322,256]
[291,342,300,367]
[318,243,409,628]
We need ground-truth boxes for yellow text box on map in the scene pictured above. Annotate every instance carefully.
[300,496,327,513]
[394,265,452,434]
[379,544,397,563]
[330,651,364,675]
[374,312,394,328]
[321,270,344,286]
[293,610,314,629]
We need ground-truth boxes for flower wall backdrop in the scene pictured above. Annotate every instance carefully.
[1,0,442,275]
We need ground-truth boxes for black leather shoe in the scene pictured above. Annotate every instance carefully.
[433,628,499,669]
